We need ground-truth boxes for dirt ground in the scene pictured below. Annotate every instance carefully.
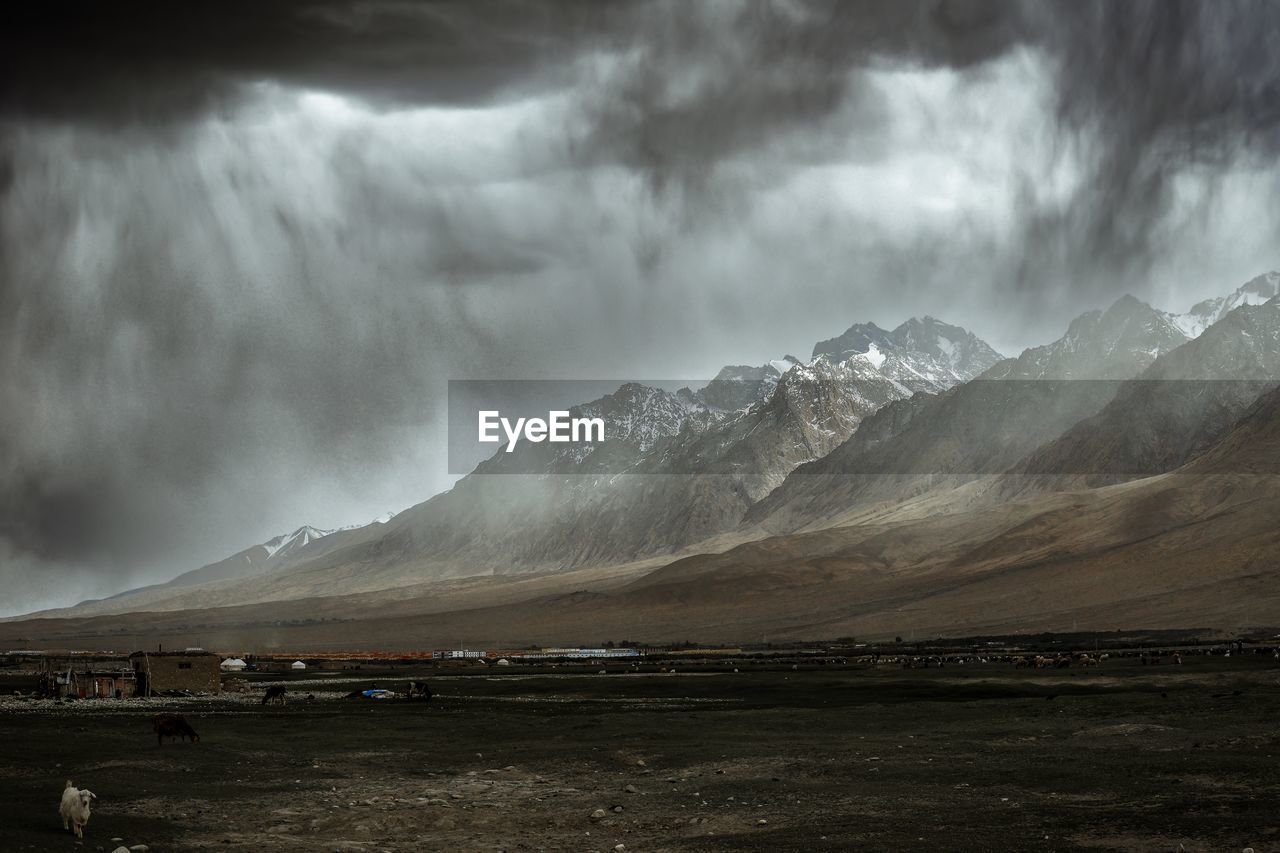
[1,657,1277,852]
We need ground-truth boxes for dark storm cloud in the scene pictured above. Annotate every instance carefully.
[1,0,1278,613]
[1,0,1023,123]
[0,0,628,122]
[8,0,1273,222]
[570,0,1026,192]
[562,0,1280,293]
[1010,0,1280,298]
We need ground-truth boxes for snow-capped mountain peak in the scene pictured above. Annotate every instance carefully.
[811,315,1003,390]
[768,356,802,376]
[1169,271,1280,339]
[262,525,333,560]
[810,321,893,362]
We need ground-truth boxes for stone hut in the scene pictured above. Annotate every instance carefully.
[130,649,221,695]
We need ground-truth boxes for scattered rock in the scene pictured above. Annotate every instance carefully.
[757,819,769,826]
[591,808,608,820]
[624,784,638,793]
[612,805,624,813]
[112,848,130,853]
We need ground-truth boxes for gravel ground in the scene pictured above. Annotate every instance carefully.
[2,660,1278,852]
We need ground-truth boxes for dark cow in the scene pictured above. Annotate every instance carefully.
[407,681,432,702]
[152,713,199,746]
[262,685,287,705]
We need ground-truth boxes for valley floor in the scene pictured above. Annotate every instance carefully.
[1,658,1278,852]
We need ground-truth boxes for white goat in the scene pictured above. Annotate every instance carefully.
[59,780,97,839]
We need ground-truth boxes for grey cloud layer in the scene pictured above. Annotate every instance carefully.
[2,0,1278,612]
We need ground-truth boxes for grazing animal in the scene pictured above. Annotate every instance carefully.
[59,781,96,839]
[262,685,287,705]
[152,713,200,746]
[407,681,432,702]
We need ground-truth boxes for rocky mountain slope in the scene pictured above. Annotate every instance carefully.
[982,294,1192,380]
[812,316,1003,390]
[44,315,1000,616]
[242,321,999,600]
[42,519,398,620]
[9,384,1280,649]
[1008,297,1280,486]
[22,273,1279,630]
[1169,271,1280,338]
[744,292,1198,533]
[85,525,339,603]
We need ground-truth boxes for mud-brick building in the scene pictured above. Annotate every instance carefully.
[129,650,221,695]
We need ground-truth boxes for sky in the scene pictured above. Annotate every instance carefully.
[2,0,1279,614]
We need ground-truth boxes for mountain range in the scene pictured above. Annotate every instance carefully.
[6,273,1280,647]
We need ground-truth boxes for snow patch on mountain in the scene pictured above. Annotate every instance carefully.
[1168,272,1280,339]
[262,525,333,559]
[769,357,801,375]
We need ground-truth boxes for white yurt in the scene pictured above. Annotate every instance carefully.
[495,658,512,666]
[290,660,307,670]
[220,658,247,671]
